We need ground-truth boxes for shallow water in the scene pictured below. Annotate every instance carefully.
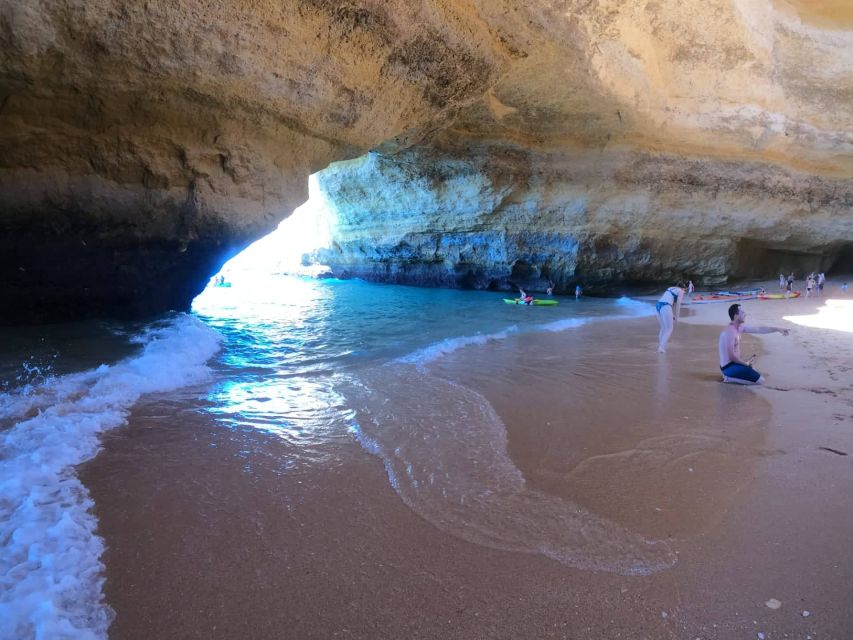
[1,275,755,638]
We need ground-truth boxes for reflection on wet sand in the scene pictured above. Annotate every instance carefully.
[428,320,769,539]
[81,319,771,639]
[346,363,676,576]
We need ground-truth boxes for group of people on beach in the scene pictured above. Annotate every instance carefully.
[655,282,789,385]
[778,271,841,298]
[805,272,825,298]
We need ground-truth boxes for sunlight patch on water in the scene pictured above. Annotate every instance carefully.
[207,375,354,447]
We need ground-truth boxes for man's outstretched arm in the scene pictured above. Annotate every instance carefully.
[743,325,790,336]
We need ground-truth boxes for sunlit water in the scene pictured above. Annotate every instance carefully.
[0,275,666,638]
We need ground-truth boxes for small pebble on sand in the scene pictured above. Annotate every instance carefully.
[765,598,782,609]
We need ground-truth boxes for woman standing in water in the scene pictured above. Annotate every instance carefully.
[655,282,685,353]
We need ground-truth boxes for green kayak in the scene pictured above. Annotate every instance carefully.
[503,298,559,306]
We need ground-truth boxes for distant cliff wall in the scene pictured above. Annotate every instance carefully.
[314,147,853,293]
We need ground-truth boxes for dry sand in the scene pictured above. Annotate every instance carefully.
[80,281,853,639]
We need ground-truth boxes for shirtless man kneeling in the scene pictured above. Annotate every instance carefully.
[719,303,789,385]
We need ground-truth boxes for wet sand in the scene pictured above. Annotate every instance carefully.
[80,287,853,639]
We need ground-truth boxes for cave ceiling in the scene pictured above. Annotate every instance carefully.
[0,0,851,321]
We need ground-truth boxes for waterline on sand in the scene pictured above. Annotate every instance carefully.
[347,360,676,576]
[0,315,221,640]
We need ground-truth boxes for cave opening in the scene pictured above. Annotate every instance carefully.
[197,174,337,294]
[190,173,341,319]
[509,260,538,283]
[730,240,839,280]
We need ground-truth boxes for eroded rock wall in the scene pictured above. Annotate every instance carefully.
[313,0,853,293]
[314,143,852,293]
[0,0,511,322]
[1,0,851,319]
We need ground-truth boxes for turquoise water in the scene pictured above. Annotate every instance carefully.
[194,277,674,578]
[0,276,662,639]
[191,275,652,452]
[193,275,641,373]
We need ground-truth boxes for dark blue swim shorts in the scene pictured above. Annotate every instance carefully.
[720,362,761,383]
[655,301,671,313]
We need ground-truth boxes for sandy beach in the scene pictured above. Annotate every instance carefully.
[79,281,853,639]
[671,281,853,638]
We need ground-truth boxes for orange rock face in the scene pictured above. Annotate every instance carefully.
[0,1,851,319]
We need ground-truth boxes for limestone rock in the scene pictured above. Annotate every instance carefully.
[0,0,508,321]
[1,0,852,320]
[312,144,851,293]
[312,0,853,293]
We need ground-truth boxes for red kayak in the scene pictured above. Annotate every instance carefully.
[689,293,759,304]
[689,287,764,304]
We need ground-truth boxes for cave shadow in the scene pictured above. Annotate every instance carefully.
[730,239,853,279]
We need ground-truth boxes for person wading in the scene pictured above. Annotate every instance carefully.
[655,283,685,353]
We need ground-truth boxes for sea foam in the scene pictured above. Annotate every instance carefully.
[352,296,675,575]
[396,297,655,367]
[395,326,519,370]
[347,363,676,576]
[0,314,222,640]
[614,295,657,316]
